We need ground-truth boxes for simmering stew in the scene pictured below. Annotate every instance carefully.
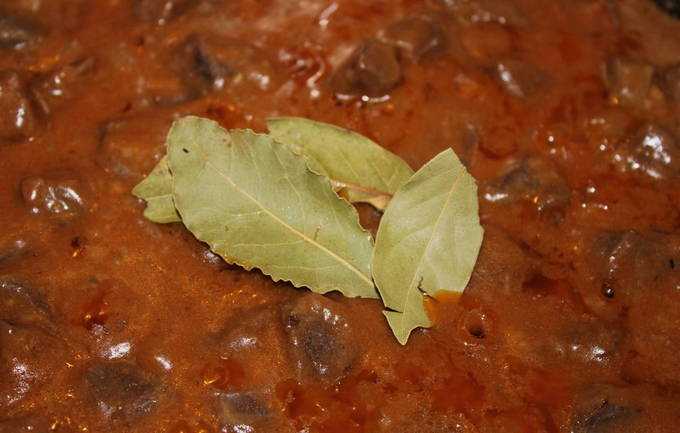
[1,0,679,432]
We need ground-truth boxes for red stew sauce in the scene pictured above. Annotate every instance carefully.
[1,0,679,432]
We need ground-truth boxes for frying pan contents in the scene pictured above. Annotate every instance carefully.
[0,0,679,432]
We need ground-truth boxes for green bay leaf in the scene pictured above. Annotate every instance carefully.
[267,117,414,211]
[168,116,378,298]
[372,148,484,344]
[131,156,181,223]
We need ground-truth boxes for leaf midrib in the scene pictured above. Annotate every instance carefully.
[185,135,374,290]
[393,166,462,317]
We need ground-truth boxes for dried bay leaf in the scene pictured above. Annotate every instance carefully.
[131,156,181,223]
[168,116,378,298]
[372,148,484,344]
[267,117,414,210]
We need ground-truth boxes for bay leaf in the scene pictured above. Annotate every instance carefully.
[266,117,414,210]
[372,148,484,344]
[167,116,378,298]
[131,156,181,223]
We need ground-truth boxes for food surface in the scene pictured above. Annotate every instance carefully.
[1,0,679,432]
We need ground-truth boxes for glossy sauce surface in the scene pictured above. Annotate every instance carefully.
[1,0,679,432]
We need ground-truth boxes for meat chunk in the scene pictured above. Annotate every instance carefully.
[329,39,402,97]
[0,322,65,412]
[0,70,46,145]
[614,123,680,179]
[569,384,655,433]
[35,57,95,104]
[281,293,357,383]
[97,115,169,175]
[216,306,291,388]
[605,57,655,109]
[574,230,679,321]
[172,33,281,97]
[0,282,58,411]
[0,281,51,328]
[590,231,676,299]
[383,15,448,62]
[484,155,570,211]
[466,226,536,299]
[20,175,83,218]
[496,59,548,98]
[0,238,31,269]
[219,392,276,431]
[83,361,160,424]
[0,14,42,50]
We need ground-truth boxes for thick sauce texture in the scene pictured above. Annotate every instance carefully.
[1,0,680,432]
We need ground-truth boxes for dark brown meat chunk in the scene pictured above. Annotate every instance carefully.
[20,175,84,218]
[83,361,161,424]
[0,281,51,328]
[384,15,448,62]
[0,14,41,50]
[220,392,272,430]
[329,39,402,97]
[484,155,570,210]
[281,293,357,383]
[569,384,657,433]
[0,70,46,145]
[172,33,281,99]
[0,322,66,414]
[97,115,170,175]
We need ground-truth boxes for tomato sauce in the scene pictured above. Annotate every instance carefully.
[1,0,679,432]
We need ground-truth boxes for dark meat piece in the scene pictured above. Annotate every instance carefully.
[495,59,548,98]
[172,33,281,97]
[484,155,570,210]
[133,0,196,25]
[614,123,680,179]
[653,0,680,18]
[574,230,679,322]
[605,57,655,109]
[591,230,675,299]
[20,175,83,218]
[97,115,169,175]
[383,15,448,62]
[329,39,402,97]
[570,384,643,433]
[35,57,95,105]
[466,226,537,298]
[574,401,632,433]
[0,238,30,269]
[216,305,291,388]
[0,281,51,328]
[0,70,46,145]
[219,392,274,431]
[555,318,621,365]
[83,361,160,424]
[0,322,65,413]
[0,14,41,50]
[281,293,357,383]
